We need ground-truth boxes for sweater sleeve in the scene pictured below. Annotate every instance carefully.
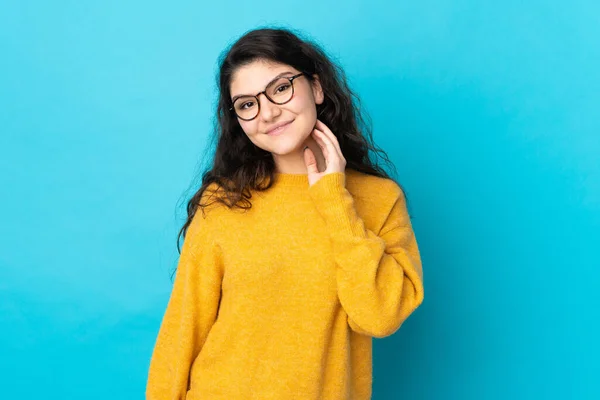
[307,172,424,338]
[146,208,224,399]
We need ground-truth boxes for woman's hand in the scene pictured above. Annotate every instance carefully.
[303,119,347,187]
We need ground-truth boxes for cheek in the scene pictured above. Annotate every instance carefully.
[282,95,317,130]
[290,93,317,123]
[290,92,314,112]
[239,120,258,136]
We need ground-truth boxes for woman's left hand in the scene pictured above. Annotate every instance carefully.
[303,119,347,187]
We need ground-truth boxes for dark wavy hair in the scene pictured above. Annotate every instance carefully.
[176,26,408,254]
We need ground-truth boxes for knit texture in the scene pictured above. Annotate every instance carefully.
[146,168,424,400]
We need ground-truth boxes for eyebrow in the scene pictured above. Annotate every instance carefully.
[231,71,296,103]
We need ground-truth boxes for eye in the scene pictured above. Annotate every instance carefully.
[240,101,255,110]
[275,83,291,93]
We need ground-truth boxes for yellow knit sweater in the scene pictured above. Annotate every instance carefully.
[146,169,424,399]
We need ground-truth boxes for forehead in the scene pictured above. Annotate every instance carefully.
[230,60,299,98]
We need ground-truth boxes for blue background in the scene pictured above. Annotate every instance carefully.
[1,1,598,398]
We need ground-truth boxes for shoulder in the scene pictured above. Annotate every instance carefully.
[189,182,228,230]
[200,181,226,203]
[345,168,404,203]
[344,169,410,232]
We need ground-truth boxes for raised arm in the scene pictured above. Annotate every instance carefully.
[308,172,424,338]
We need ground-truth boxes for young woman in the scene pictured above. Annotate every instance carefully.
[146,27,424,400]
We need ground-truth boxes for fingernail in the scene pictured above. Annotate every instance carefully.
[303,146,309,151]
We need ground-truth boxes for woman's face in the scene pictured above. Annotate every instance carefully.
[229,59,324,158]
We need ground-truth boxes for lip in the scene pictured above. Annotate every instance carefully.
[266,120,293,136]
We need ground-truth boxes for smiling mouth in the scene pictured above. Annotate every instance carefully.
[267,121,293,135]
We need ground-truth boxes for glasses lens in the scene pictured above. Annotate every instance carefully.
[266,77,294,104]
[233,97,259,120]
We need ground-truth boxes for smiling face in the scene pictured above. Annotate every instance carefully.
[229,59,324,166]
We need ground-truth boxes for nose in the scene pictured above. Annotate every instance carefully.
[257,93,281,122]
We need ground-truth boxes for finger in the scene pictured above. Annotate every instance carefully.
[312,128,336,161]
[315,120,343,156]
[312,129,330,160]
[303,146,319,175]
[314,122,342,160]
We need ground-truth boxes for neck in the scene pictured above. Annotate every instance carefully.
[272,135,326,174]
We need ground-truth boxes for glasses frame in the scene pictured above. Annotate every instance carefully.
[230,72,305,121]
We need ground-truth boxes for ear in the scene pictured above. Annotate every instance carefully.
[311,74,324,105]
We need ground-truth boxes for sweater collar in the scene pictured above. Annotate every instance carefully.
[272,172,310,187]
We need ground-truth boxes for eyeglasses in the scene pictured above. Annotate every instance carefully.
[230,72,305,121]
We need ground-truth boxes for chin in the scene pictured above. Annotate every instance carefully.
[268,142,301,156]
